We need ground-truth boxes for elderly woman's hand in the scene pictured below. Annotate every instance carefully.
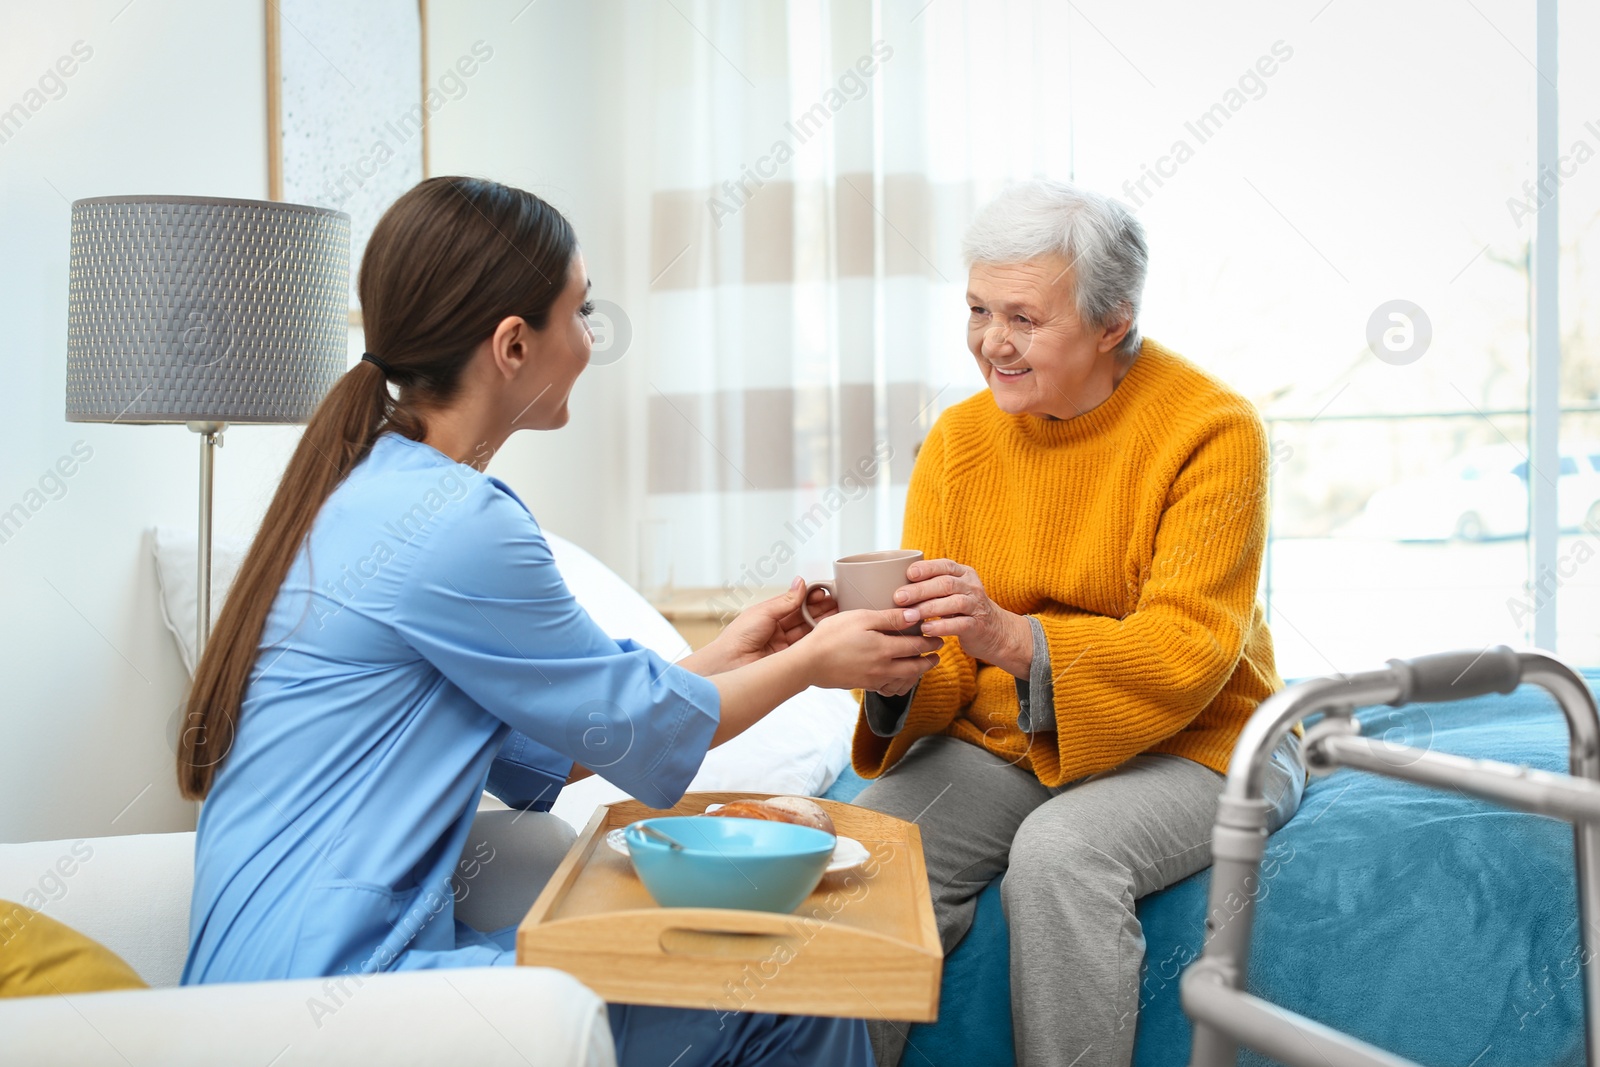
[894,558,1035,679]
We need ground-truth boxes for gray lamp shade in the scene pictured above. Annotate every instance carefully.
[65,195,351,425]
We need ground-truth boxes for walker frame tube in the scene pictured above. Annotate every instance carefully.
[1183,648,1600,1067]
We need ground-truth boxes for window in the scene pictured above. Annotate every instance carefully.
[1555,0,1600,663]
[1065,0,1540,676]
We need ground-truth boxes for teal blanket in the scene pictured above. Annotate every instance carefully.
[823,677,1595,1066]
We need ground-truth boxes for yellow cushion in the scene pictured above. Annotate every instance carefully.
[0,900,147,997]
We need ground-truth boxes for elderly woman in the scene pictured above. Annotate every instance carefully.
[853,180,1306,1067]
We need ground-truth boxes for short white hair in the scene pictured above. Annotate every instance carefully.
[962,180,1149,357]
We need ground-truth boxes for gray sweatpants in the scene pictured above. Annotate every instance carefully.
[854,732,1305,1067]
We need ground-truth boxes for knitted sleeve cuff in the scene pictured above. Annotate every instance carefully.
[1013,615,1055,733]
[852,640,975,777]
[862,687,918,737]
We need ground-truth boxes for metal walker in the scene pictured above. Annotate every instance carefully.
[1183,647,1600,1067]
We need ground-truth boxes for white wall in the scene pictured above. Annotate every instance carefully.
[0,0,281,844]
[0,1,294,842]
[0,0,640,843]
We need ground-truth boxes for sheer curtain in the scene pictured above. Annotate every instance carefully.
[620,0,1071,605]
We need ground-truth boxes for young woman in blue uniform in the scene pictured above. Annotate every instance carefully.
[177,177,939,1065]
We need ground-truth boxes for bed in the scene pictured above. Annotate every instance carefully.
[153,529,1592,1064]
[824,676,1596,1067]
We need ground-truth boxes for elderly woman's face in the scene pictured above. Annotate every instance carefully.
[966,254,1128,420]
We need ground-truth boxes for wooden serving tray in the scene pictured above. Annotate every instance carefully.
[517,792,942,1021]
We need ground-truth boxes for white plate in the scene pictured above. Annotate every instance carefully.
[607,826,871,876]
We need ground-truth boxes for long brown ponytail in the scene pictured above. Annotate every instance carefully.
[178,177,577,798]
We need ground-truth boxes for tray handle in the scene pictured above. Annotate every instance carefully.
[658,927,804,959]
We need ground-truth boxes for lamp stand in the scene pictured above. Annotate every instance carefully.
[188,421,227,662]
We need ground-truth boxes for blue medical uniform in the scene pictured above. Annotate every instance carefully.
[182,432,871,1066]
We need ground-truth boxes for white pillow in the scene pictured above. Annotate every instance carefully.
[152,527,247,675]
[151,526,857,830]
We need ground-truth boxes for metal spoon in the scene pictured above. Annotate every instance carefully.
[634,823,686,851]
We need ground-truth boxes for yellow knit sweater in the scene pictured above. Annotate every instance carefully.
[853,339,1282,787]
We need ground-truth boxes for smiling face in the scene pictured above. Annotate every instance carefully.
[966,254,1132,420]
[507,250,594,432]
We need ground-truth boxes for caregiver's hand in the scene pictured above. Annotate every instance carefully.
[702,607,939,749]
[894,558,1033,679]
[799,609,943,695]
[687,578,839,676]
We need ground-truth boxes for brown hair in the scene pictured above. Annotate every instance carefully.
[177,177,577,798]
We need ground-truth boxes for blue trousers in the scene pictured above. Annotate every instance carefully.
[608,1003,873,1067]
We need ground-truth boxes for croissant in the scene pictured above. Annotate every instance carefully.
[706,796,836,836]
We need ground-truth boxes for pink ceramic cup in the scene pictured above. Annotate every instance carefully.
[799,550,924,629]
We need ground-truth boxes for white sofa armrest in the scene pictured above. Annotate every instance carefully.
[0,831,194,988]
[0,967,615,1067]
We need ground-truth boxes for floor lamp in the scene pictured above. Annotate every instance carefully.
[64,195,349,662]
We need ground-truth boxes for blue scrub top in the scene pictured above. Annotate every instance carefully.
[182,432,719,984]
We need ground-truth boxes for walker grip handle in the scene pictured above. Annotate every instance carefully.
[1387,646,1522,704]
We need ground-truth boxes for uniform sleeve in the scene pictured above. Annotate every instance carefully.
[852,421,979,777]
[1024,411,1271,783]
[485,731,573,811]
[393,487,719,809]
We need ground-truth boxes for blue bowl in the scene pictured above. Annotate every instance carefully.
[623,816,836,913]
